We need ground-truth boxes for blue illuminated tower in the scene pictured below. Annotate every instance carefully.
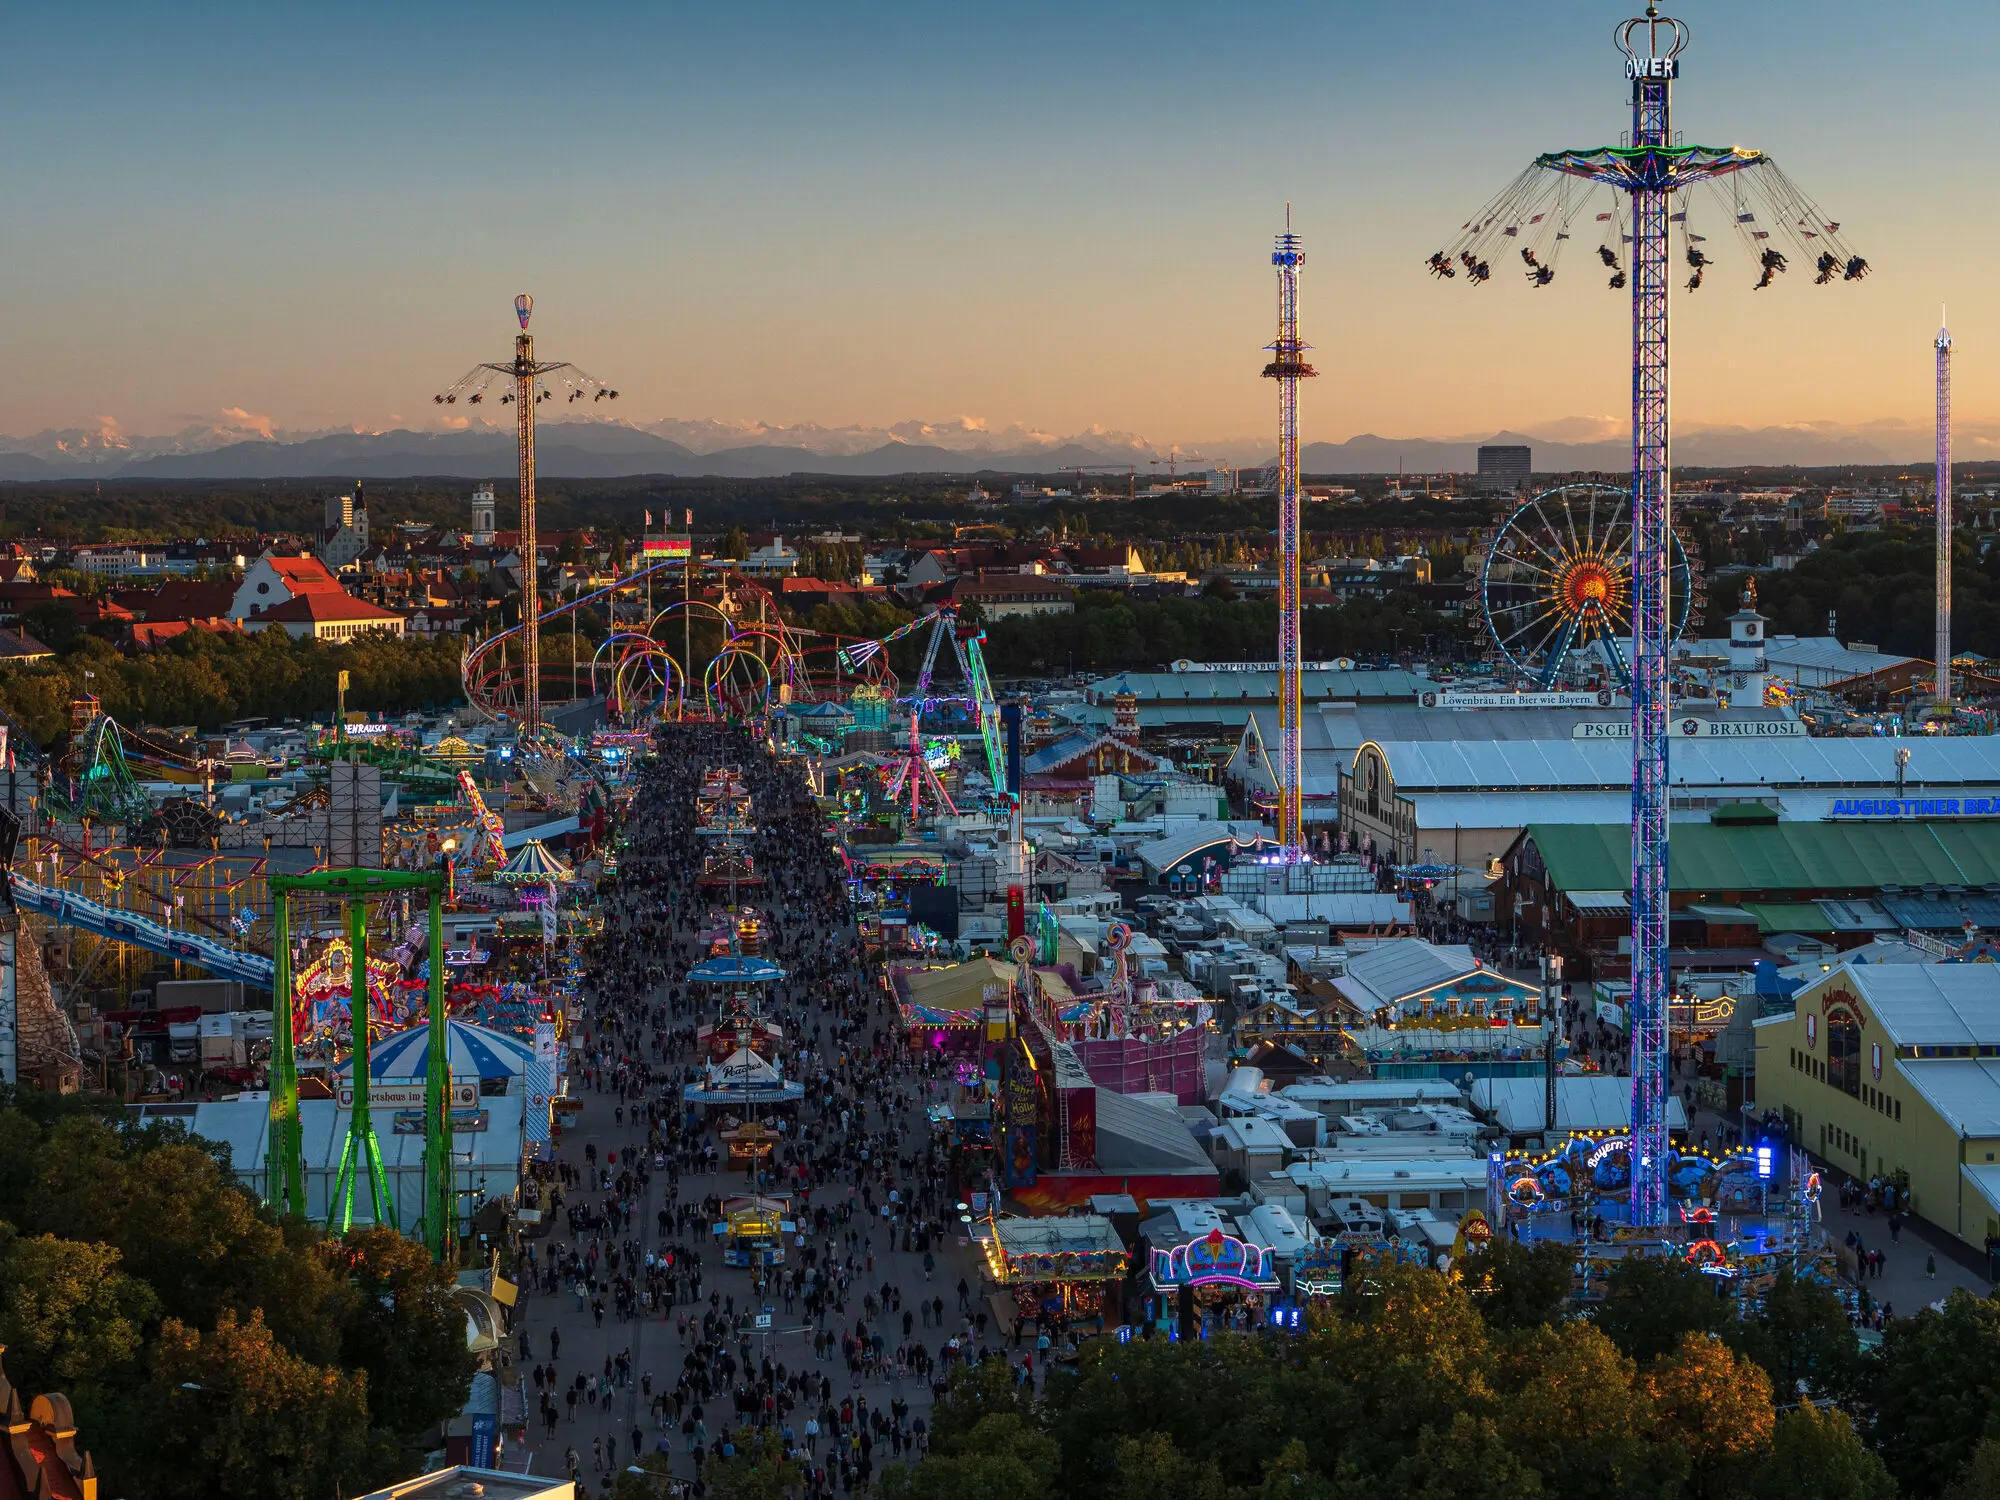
[1430,4,1866,1226]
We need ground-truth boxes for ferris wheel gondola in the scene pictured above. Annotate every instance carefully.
[1476,483,1701,688]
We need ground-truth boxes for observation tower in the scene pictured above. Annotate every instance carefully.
[1938,314,1954,705]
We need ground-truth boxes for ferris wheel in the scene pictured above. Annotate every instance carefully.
[1476,483,1701,687]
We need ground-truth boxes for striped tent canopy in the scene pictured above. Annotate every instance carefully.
[334,1020,535,1081]
[496,839,573,884]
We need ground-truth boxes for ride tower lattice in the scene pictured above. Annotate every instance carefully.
[1429,4,1866,1227]
[436,296,619,732]
[1261,208,1316,862]
[1938,315,1954,705]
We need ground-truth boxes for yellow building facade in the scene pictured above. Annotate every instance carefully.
[1754,963,2000,1250]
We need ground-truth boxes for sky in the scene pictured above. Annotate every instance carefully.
[2,0,1993,450]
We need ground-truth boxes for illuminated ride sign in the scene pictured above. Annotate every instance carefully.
[1150,1227,1277,1290]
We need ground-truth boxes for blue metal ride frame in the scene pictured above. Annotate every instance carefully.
[1451,5,1860,1228]
[1626,66,1674,1229]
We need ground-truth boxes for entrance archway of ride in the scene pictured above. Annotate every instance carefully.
[1477,482,1698,688]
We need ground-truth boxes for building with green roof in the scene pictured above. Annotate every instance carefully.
[1498,810,2000,978]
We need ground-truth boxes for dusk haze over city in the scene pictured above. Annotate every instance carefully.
[6,7,2000,1500]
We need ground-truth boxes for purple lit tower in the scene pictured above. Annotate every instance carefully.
[1938,314,1954,704]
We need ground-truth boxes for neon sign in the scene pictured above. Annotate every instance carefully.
[1150,1226,1274,1288]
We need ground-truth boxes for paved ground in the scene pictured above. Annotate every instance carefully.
[503,1072,991,1485]
[1688,1103,1994,1318]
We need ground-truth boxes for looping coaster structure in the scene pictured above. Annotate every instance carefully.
[1435,2,1865,1228]
[460,561,834,731]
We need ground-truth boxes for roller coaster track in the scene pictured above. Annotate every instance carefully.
[10,874,274,989]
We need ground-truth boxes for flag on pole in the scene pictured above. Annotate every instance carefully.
[645,510,653,528]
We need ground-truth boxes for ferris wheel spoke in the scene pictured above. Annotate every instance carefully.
[1559,492,1586,557]
[1519,504,1571,570]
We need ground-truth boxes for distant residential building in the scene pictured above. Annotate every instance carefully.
[242,590,406,642]
[69,546,171,578]
[228,553,348,621]
[0,627,54,663]
[1474,445,1532,493]
[1064,545,1146,582]
[734,535,800,577]
[928,570,1076,618]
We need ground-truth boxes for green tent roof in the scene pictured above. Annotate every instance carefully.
[1741,901,1836,935]
[1523,821,2000,897]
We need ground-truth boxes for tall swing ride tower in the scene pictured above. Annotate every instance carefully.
[1937,315,1954,705]
[1262,209,1315,863]
[436,296,619,731]
[1430,4,1866,1226]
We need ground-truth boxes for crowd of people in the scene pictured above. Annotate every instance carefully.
[514,724,1014,1498]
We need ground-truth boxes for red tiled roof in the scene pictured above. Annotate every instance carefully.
[259,591,404,624]
[265,556,344,593]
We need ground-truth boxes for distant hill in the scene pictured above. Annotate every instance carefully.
[0,415,1947,482]
[97,428,1157,481]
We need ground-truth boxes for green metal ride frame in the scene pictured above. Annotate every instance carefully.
[264,868,453,1259]
[330,897,395,1232]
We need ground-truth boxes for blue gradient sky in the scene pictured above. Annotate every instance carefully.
[3,1,1991,448]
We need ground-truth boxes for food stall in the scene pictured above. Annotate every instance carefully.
[978,1213,1129,1331]
[714,1195,795,1267]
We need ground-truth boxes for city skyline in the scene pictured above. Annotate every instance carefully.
[4,0,1992,451]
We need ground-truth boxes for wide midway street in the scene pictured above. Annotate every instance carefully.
[502,725,998,1498]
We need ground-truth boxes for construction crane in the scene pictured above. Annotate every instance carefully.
[1149,450,1208,484]
[1061,465,1136,501]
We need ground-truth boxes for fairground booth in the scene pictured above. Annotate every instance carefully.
[977,1213,1129,1331]
[1140,1202,1283,1336]
[889,955,1014,1056]
[713,1195,795,1267]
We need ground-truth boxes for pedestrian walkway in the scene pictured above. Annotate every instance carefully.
[497,725,1003,1497]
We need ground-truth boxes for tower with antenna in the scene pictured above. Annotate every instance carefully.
[1937,312,1953,705]
[435,296,618,732]
[1430,5,1865,1227]
[1262,207,1315,863]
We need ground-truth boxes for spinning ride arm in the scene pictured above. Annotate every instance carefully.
[962,631,1008,796]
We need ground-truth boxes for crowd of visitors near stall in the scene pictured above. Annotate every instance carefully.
[510,725,1012,1497]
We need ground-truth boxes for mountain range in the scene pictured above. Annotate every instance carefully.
[0,415,1968,482]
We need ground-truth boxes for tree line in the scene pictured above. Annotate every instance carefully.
[1718,531,2000,665]
[698,1247,2000,1500]
[0,1092,474,1500]
[0,627,465,746]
